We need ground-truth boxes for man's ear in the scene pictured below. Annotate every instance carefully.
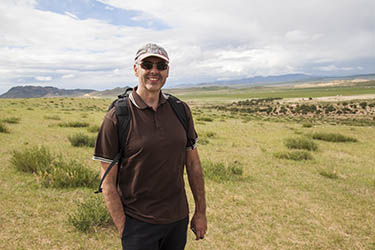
[133,64,138,77]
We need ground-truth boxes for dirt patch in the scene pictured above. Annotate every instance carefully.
[283,94,375,103]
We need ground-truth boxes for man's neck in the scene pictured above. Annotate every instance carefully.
[136,87,160,111]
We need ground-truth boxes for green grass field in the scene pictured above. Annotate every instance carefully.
[1,83,375,249]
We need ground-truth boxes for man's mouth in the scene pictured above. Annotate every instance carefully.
[147,75,161,81]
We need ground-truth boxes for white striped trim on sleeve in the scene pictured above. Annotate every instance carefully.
[92,156,113,164]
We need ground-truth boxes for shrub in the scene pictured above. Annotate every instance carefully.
[10,146,99,189]
[68,133,96,147]
[58,121,89,128]
[0,123,9,133]
[198,138,210,145]
[359,102,367,109]
[197,117,213,122]
[319,170,339,180]
[302,122,313,128]
[312,132,357,143]
[10,146,54,173]
[38,157,99,189]
[284,137,318,151]
[44,115,61,120]
[202,160,244,182]
[274,150,313,161]
[205,131,216,138]
[2,117,20,124]
[87,125,100,133]
[68,196,112,233]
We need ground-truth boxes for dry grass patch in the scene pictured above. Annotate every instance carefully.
[274,150,314,161]
[312,132,358,142]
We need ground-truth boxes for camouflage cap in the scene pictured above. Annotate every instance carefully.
[134,43,169,63]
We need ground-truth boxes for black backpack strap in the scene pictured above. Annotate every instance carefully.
[94,152,121,193]
[166,94,195,148]
[95,90,132,194]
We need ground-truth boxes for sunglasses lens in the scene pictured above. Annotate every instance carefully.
[141,61,153,70]
[156,62,168,71]
[140,61,168,71]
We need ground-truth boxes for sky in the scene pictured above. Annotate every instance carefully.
[0,0,374,94]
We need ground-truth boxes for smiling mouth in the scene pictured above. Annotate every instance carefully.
[147,74,161,81]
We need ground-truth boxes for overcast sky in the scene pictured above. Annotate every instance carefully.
[0,0,374,94]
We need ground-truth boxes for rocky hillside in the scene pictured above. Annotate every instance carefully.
[0,86,95,98]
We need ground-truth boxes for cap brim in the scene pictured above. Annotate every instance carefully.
[137,54,169,63]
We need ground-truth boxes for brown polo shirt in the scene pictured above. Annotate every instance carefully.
[93,89,198,224]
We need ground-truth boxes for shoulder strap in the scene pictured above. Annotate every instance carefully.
[166,94,195,148]
[95,89,132,194]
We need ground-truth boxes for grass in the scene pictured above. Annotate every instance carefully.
[10,146,99,189]
[68,133,96,147]
[68,195,112,233]
[1,117,20,124]
[44,115,61,120]
[319,169,339,180]
[0,122,9,133]
[312,132,358,142]
[284,137,318,151]
[0,85,375,249]
[274,150,313,161]
[87,125,100,133]
[202,160,245,182]
[58,121,90,128]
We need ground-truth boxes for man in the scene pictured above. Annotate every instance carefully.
[93,43,207,250]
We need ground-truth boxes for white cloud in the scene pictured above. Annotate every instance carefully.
[35,76,52,81]
[62,74,75,79]
[316,65,356,72]
[64,11,78,20]
[0,0,374,94]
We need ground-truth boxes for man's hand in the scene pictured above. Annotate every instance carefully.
[190,212,207,240]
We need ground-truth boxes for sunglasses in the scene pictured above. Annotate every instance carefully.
[139,61,168,71]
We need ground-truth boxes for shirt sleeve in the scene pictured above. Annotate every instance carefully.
[183,102,199,150]
[92,108,120,163]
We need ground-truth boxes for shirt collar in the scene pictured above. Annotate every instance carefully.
[129,87,168,110]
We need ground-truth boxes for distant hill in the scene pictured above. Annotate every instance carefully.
[0,86,95,99]
[175,73,375,88]
[2,73,374,98]
[85,86,133,98]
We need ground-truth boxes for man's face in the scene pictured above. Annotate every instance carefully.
[134,56,169,93]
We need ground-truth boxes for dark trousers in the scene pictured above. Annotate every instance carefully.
[121,215,189,250]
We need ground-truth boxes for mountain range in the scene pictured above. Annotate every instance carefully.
[0,86,95,99]
[1,73,374,99]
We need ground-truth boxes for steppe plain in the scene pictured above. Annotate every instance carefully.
[1,79,375,250]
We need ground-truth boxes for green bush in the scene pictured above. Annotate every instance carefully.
[203,160,244,182]
[87,125,100,133]
[312,132,357,142]
[68,133,96,147]
[198,138,210,145]
[0,122,9,133]
[202,131,216,138]
[274,150,313,161]
[58,121,89,128]
[10,146,54,173]
[284,137,318,151]
[197,117,213,122]
[10,146,99,189]
[38,157,99,189]
[302,122,313,128]
[1,117,20,124]
[68,196,112,233]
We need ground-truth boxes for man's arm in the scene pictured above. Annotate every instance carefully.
[100,162,125,236]
[185,148,207,240]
